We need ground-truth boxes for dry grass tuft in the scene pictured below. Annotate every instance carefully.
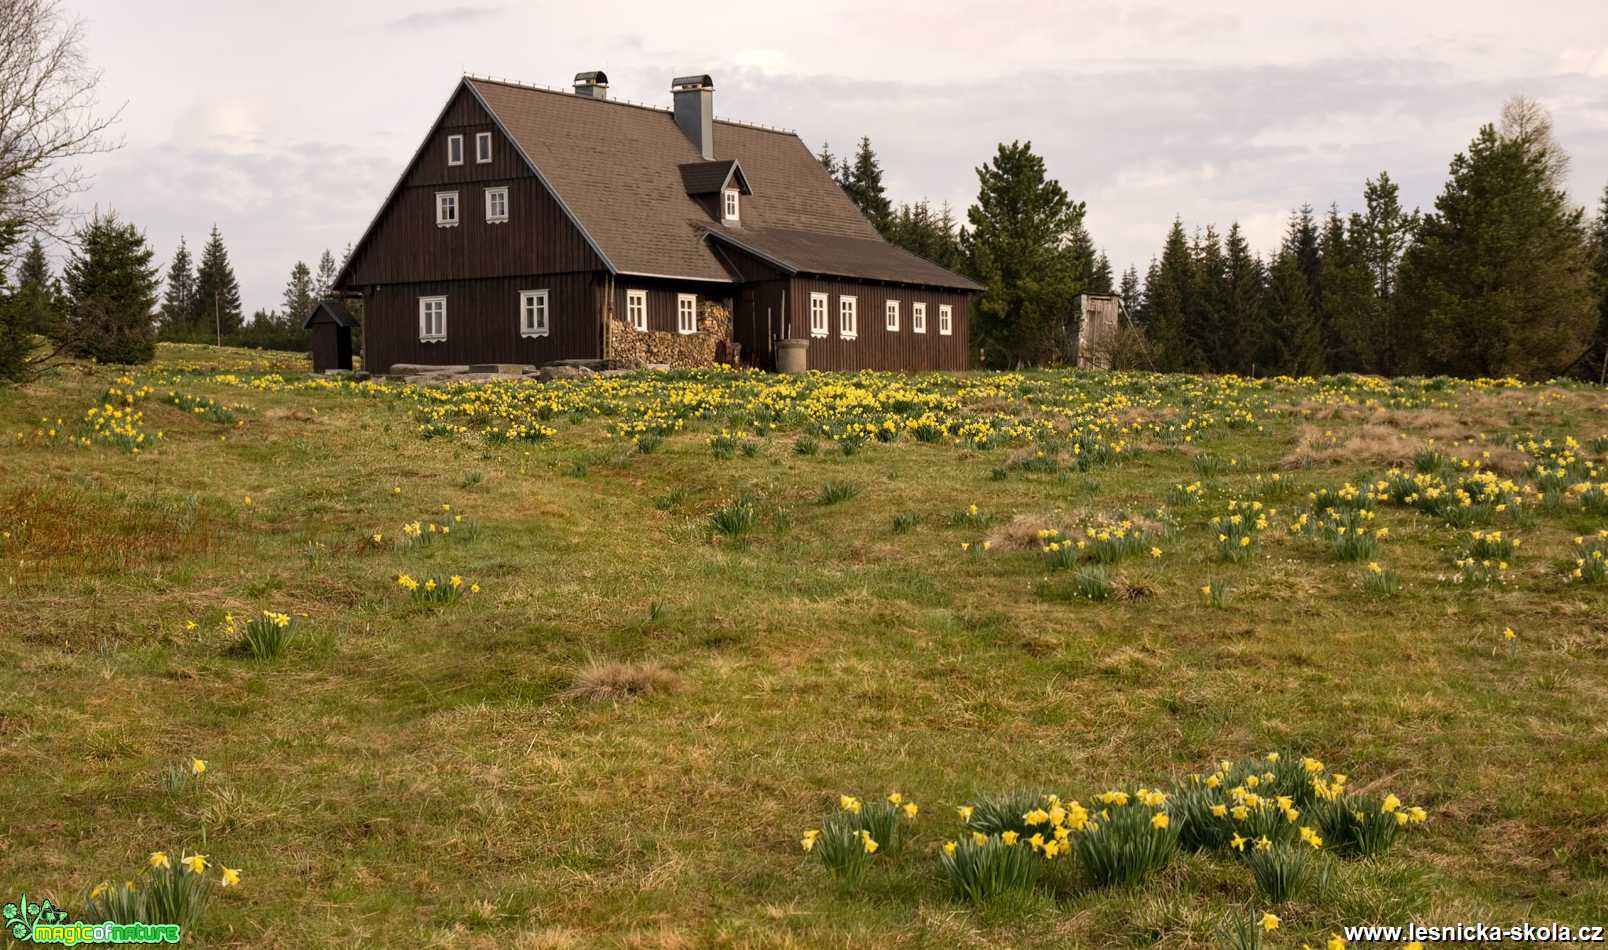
[986,513,1058,550]
[565,660,683,703]
[1281,424,1419,469]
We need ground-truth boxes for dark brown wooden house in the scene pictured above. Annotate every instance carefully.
[333,71,981,373]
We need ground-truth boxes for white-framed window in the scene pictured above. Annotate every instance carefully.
[839,295,858,340]
[912,302,927,334]
[938,304,953,336]
[484,186,508,223]
[435,191,459,228]
[475,132,492,163]
[447,135,463,166]
[419,296,447,342]
[626,289,648,332]
[520,289,549,338]
[885,299,900,332]
[809,292,829,337]
[676,294,698,335]
[723,188,740,222]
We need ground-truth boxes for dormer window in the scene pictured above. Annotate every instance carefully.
[447,135,463,166]
[723,188,739,222]
[475,132,492,163]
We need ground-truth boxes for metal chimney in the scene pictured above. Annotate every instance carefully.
[573,70,609,99]
[671,74,714,160]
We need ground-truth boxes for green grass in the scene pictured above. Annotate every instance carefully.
[0,344,1605,946]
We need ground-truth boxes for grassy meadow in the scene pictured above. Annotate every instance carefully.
[1,343,1605,947]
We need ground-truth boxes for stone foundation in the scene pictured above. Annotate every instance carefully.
[606,301,737,369]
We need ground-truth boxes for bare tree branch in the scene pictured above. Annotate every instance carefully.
[0,0,122,239]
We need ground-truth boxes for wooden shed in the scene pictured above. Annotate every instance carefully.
[303,300,357,372]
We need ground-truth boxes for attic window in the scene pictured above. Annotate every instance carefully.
[723,188,740,222]
[447,135,463,166]
[475,132,492,163]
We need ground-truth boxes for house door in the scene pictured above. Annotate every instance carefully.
[335,326,353,370]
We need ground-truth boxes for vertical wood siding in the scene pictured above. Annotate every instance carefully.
[343,87,603,287]
[605,278,734,336]
[363,273,601,373]
[786,277,970,371]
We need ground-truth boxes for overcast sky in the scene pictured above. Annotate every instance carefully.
[65,0,1608,313]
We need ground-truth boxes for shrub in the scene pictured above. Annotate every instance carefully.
[817,481,860,505]
[891,512,919,533]
[1201,578,1230,608]
[706,430,742,459]
[792,434,818,456]
[1066,566,1113,602]
[235,611,294,660]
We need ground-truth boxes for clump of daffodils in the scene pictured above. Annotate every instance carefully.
[1570,530,1607,583]
[801,792,918,887]
[81,849,240,929]
[1214,500,1271,563]
[159,756,209,794]
[236,610,294,660]
[397,573,478,605]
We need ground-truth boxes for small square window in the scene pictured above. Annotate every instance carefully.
[677,294,698,335]
[723,188,740,222]
[627,290,648,332]
[447,135,463,166]
[485,186,508,223]
[885,299,900,332]
[475,132,492,163]
[435,191,459,227]
[419,296,447,341]
[839,296,858,340]
[520,289,549,338]
[809,293,828,338]
[938,304,953,336]
[912,302,927,334]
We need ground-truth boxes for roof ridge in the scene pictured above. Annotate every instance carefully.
[463,73,800,137]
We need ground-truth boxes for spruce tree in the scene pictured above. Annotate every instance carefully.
[1139,219,1198,371]
[816,142,839,177]
[1586,184,1608,382]
[1398,123,1596,379]
[1189,226,1227,370]
[13,236,63,336]
[842,137,894,236]
[159,237,196,339]
[0,224,28,381]
[1118,265,1141,318]
[1219,223,1264,375]
[1318,208,1374,373]
[1090,251,1114,294]
[314,249,339,299]
[283,261,316,324]
[1258,248,1326,376]
[191,225,243,342]
[962,140,1086,367]
[62,211,160,364]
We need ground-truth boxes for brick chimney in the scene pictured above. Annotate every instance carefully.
[671,74,714,160]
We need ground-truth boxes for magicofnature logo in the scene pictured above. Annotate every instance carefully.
[3,893,180,945]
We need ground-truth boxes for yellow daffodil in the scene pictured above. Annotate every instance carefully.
[220,866,241,888]
[1261,912,1280,931]
[190,758,207,776]
[148,851,170,870]
[181,854,207,875]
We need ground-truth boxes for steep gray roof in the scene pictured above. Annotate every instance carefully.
[464,77,979,290]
